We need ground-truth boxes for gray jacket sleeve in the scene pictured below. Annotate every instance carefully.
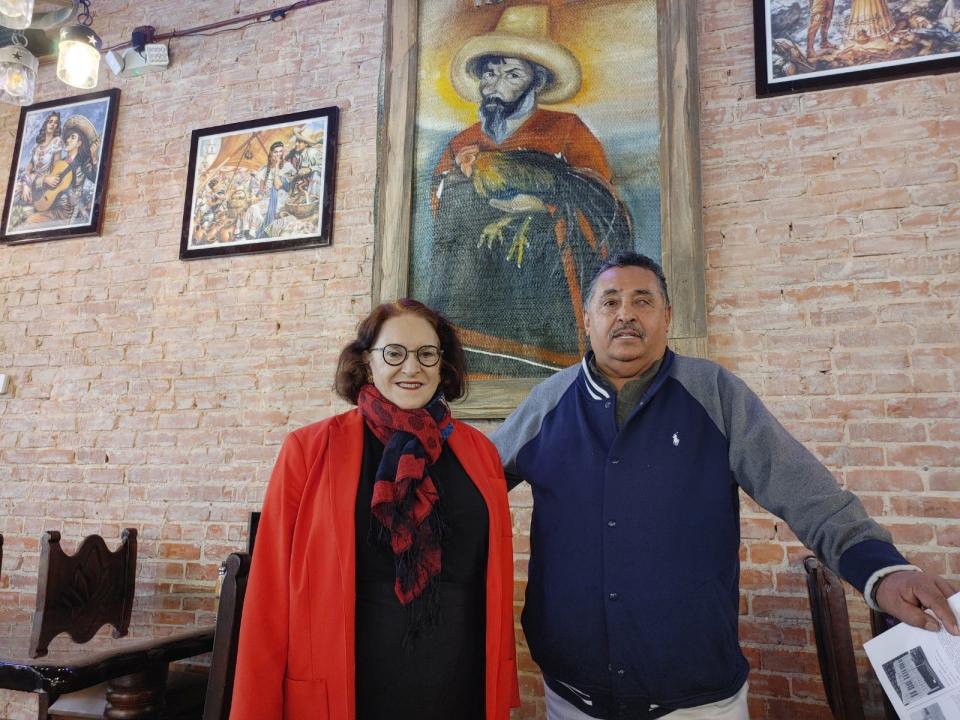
[674,356,897,577]
[490,364,580,478]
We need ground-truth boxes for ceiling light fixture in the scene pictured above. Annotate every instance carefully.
[0,30,37,105]
[0,0,34,30]
[56,0,100,89]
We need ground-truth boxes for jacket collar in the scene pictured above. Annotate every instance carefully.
[579,348,675,402]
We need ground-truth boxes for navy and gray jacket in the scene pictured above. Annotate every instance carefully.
[491,349,908,713]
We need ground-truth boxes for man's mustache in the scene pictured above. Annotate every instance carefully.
[609,322,645,341]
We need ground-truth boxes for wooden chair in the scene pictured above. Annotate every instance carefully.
[803,556,899,720]
[31,528,137,658]
[246,511,260,556]
[38,528,209,720]
[160,511,260,720]
[32,529,136,720]
[201,552,252,720]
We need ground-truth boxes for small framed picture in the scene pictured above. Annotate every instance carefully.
[1,88,120,244]
[754,0,960,96]
[179,106,339,260]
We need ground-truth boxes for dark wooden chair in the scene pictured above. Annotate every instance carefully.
[156,511,260,720]
[803,556,899,720]
[246,511,260,556]
[31,528,137,658]
[201,552,252,720]
[32,529,136,720]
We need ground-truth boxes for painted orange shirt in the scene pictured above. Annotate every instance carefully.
[433,108,612,186]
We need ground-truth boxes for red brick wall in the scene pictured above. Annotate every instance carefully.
[0,1,957,719]
[0,0,382,693]
[699,1,960,718]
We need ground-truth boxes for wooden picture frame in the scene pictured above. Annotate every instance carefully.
[179,106,338,260]
[1,88,119,245]
[755,0,960,97]
[374,0,705,419]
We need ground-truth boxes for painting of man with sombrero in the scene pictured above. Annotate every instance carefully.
[1,89,119,244]
[408,0,661,379]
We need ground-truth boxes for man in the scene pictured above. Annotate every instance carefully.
[492,251,959,720]
[430,5,632,376]
[806,0,836,59]
[284,126,325,204]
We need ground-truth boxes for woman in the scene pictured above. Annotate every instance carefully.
[241,140,291,238]
[15,111,62,208]
[231,299,519,720]
[844,0,894,42]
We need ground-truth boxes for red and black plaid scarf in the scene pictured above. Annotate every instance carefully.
[357,384,454,623]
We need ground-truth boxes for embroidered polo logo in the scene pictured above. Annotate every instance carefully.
[672,432,680,446]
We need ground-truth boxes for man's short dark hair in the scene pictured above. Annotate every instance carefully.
[584,251,670,308]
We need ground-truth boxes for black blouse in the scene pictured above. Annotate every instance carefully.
[355,423,489,720]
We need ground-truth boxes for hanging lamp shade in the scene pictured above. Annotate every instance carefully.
[0,0,34,30]
[0,40,37,105]
[57,23,101,88]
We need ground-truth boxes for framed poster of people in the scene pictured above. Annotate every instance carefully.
[755,0,960,96]
[1,89,120,244]
[179,106,338,260]
[375,0,705,418]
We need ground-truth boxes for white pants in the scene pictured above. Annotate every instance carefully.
[545,680,750,720]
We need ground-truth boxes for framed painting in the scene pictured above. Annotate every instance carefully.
[1,88,119,244]
[179,106,339,260]
[755,0,960,96]
[375,0,705,418]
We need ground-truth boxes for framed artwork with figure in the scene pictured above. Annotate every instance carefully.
[375,0,705,418]
[755,0,960,96]
[179,106,338,260]
[1,89,119,244]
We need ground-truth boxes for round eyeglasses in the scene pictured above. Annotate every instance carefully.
[369,344,443,367]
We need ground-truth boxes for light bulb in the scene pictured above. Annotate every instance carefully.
[0,43,37,106]
[57,25,102,89]
[0,0,34,30]
[5,66,27,95]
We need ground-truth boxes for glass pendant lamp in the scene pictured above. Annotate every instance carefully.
[0,0,34,30]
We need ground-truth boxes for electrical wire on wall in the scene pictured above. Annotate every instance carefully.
[102,0,333,54]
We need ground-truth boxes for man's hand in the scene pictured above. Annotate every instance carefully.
[875,570,959,635]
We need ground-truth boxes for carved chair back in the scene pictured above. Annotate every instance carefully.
[803,556,898,720]
[201,551,252,720]
[30,528,138,658]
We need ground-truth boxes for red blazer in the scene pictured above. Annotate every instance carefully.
[230,409,520,720]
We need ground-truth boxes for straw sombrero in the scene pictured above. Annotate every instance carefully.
[450,5,582,105]
[291,126,324,146]
[62,114,99,149]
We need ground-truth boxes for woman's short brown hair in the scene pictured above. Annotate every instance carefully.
[334,299,468,405]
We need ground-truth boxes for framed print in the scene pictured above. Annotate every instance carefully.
[179,106,339,260]
[1,88,119,244]
[375,0,705,418]
[755,0,960,96]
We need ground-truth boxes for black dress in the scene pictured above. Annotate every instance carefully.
[355,424,488,720]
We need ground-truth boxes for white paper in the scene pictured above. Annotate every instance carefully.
[864,592,960,720]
